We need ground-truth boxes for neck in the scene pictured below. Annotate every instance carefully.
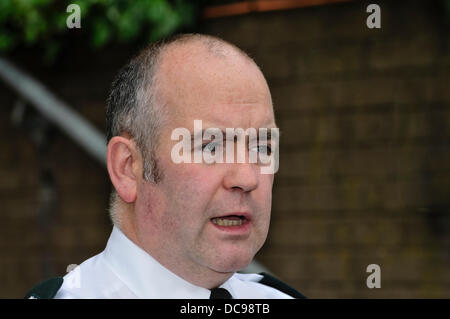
[117,212,234,289]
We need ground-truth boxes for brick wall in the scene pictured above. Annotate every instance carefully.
[202,0,450,298]
[0,0,449,298]
[0,42,137,298]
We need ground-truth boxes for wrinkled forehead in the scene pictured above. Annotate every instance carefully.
[154,41,274,128]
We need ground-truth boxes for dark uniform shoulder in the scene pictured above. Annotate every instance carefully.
[24,277,64,299]
[258,272,307,299]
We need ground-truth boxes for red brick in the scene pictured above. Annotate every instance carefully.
[368,34,439,70]
[294,44,363,77]
[328,78,399,108]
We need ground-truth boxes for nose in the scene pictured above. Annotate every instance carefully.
[223,162,259,193]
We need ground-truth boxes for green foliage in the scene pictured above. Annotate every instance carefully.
[446,0,450,17]
[0,0,199,61]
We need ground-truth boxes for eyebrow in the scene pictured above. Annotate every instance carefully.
[191,128,278,143]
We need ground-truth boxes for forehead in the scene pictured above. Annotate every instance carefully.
[156,41,275,129]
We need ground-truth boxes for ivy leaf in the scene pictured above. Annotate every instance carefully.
[0,0,200,63]
[24,8,47,44]
[0,32,15,50]
[92,18,111,48]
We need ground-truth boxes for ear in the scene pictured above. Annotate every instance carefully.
[107,136,142,203]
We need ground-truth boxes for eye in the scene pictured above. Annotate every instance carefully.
[202,142,219,154]
[250,144,272,155]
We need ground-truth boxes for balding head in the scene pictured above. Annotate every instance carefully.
[156,35,272,126]
[106,33,265,182]
[161,33,253,61]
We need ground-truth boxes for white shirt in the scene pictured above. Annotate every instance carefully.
[55,226,293,299]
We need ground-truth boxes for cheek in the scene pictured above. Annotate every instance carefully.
[136,184,167,231]
[158,171,219,249]
[258,175,274,205]
[162,164,223,223]
[166,165,209,199]
[159,142,224,206]
[254,176,274,228]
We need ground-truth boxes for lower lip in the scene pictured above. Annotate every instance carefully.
[210,219,251,235]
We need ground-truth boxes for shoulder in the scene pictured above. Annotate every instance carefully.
[54,252,136,298]
[257,272,307,299]
[232,272,307,299]
[25,252,109,299]
[24,277,64,299]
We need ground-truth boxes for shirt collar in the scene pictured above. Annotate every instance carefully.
[103,226,213,298]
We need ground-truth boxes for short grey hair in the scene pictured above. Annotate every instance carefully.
[106,43,165,183]
[106,40,166,225]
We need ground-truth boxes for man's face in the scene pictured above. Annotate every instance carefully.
[134,44,276,276]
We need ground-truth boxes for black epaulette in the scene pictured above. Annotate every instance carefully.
[258,272,307,299]
[24,277,64,299]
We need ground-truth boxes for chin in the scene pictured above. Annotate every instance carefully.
[210,249,255,273]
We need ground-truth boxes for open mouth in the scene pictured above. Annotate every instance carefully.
[210,215,248,227]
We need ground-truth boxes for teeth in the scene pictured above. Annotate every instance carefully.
[212,218,244,226]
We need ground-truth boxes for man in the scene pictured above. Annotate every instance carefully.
[25,33,305,299]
